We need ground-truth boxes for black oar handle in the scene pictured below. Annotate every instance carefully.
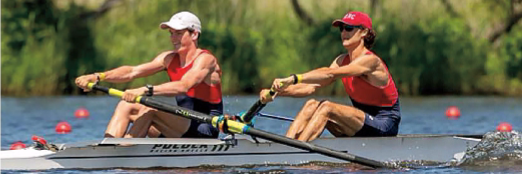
[90,84,109,94]
[268,89,276,96]
[241,100,264,123]
[241,88,277,123]
[241,82,285,123]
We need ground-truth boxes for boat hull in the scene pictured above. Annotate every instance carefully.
[0,135,481,170]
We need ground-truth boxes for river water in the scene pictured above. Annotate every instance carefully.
[1,95,521,173]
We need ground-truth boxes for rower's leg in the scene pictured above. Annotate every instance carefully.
[298,101,365,141]
[147,125,162,138]
[104,101,142,138]
[125,107,156,138]
[150,111,191,138]
[286,99,321,139]
[325,120,346,137]
[148,117,177,137]
[126,107,162,138]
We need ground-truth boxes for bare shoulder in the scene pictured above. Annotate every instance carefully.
[336,53,348,64]
[356,54,382,71]
[155,51,176,68]
[331,53,348,68]
[156,51,176,60]
[368,54,381,65]
[201,51,217,60]
[196,52,217,64]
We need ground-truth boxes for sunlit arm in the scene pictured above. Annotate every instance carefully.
[103,52,170,83]
[278,67,338,97]
[276,55,349,97]
[152,54,216,96]
[278,83,321,97]
[152,81,190,96]
[300,55,379,84]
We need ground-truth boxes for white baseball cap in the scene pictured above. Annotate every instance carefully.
[160,11,201,33]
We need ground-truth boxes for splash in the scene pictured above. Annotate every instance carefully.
[458,131,522,168]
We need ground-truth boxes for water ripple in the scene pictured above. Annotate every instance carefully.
[458,131,522,169]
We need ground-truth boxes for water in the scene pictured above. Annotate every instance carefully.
[2,95,522,173]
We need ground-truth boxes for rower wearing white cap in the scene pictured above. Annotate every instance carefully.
[75,11,223,138]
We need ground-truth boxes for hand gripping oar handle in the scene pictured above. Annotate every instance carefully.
[240,88,276,123]
[86,83,389,169]
[241,82,285,123]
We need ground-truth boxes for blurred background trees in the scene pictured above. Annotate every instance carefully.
[2,0,522,96]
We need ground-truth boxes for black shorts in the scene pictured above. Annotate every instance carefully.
[180,120,219,138]
[157,95,221,138]
[352,99,401,137]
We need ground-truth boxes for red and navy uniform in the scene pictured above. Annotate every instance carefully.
[165,50,222,138]
[340,51,401,136]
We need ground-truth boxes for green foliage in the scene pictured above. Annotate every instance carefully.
[373,16,489,95]
[2,0,66,95]
[2,0,522,96]
[480,24,522,95]
[200,23,262,94]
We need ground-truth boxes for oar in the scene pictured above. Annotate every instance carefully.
[87,83,389,169]
[240,84,282,123]
[258,112,294,122]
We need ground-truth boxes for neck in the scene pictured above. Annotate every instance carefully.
[346,41,367,60]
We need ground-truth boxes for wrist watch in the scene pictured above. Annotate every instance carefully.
[145,84,153,96]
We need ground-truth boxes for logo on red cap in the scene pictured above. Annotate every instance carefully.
[332,11,372,29]
[344,13,357,20]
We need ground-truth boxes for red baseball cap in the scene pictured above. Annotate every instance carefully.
[332,11,372,29]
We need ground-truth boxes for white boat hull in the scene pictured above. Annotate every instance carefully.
[1,134,481,170]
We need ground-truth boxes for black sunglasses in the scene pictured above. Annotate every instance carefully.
[339,25,363,32]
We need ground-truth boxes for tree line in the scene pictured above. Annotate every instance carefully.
[2,0,522,96]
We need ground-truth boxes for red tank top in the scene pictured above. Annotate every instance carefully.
[340,51,398,107]
[166,50,222,104]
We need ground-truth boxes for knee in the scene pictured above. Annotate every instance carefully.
[316,101,333,115]
[116,100,133,108]
[303,99,321,112]
[304,99,319,107]
[116,101,141,114]
[138,107,157,117]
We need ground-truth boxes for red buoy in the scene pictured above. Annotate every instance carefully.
[10,141,26,150]
[496,122,513,132]
[55,121,72,134]
[74,107,90,118]
[445,106,460,119]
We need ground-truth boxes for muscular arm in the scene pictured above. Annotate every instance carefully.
[152,54,217,96]
[102,51,172,83]
[299,54,380,84]
[278,55,344,97]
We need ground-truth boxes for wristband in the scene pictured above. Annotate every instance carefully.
[291,74,298,84]
[145,84,153,96]
[96,72,106,81]
[296,74,303,84]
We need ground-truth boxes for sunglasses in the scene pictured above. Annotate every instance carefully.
[339,25,363,32]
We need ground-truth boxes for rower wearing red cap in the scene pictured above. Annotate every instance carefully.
[260,11,401,141]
